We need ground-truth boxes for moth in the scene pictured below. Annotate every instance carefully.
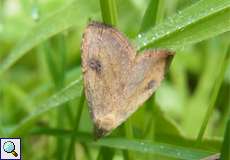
[81,22,174,138]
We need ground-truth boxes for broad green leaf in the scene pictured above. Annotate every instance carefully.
[0,0,99,76]
[9,77,83,137]
[134,0,230,51]
[30,129,215,160]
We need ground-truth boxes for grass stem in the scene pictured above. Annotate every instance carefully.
[66,91,85,160]
[196,45,230,143]
[99,0,118,26]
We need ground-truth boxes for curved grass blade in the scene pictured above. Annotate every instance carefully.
[30,128,215,160]
[95,138,213,160]
[0,0,98,76]
[135,0,230,50]
[8,77,83,137]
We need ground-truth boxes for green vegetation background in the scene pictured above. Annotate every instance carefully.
[0,0,229,159]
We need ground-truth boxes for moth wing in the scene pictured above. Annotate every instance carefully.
[81,22,135,137]
[115,50,174,128]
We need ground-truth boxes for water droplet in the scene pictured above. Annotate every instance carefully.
[31,6,40,22]
[177,25,182,30]
[138,34,142,38]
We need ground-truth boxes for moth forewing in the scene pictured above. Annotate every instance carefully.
[81,21,174,138]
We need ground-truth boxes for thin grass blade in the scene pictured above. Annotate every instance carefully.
[8,77,83,137]
[220,119,230,160]
[135,0,230,51]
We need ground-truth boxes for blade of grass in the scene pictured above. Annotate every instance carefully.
[7,83,35,111]
[196,45,230,142]
[182,40,225,136]
[66,91,85,160]
[99,0,118,26]
[144,98,156,140]
[95,138,213,160]
[134,0,230,51]
[56,35,67,160]
[218,97,230,134]
[43,33,68,160]
[96,147,115,160]
[220,119,230,160]
[0,0,98,76]
[123,119,134,160]
[30,128,215,160]
[82,143,93,160]
[139,0,163,33]
[155,0,165,24]
[43,41,60,86]
[8,77,83,137]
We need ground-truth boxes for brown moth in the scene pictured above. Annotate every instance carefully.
[81,22,174,138]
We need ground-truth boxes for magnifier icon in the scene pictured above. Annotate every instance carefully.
[3,141,18,157]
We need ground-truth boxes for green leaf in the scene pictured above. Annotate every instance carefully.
[8,77,83,137]
[134,0,230,51]
[197,45,230,142]
[221,119,230,160]
[96,147,115,160]
[95,138,213,160]
[139,0,162,32]
[66,91,85,160]
[30,128,215,160]
[0,0,98,76]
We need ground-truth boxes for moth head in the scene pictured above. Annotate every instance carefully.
[94,113,116,138]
